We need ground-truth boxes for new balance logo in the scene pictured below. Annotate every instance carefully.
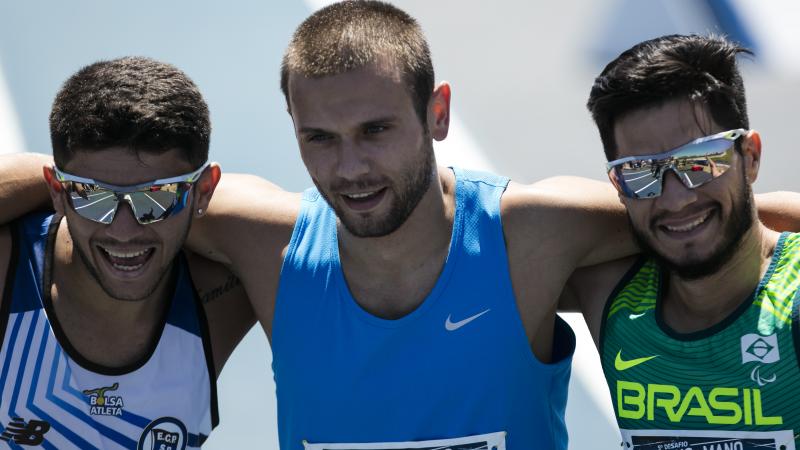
[1,417,51,446]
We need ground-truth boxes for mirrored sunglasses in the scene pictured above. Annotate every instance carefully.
[53,163,209,224]
[606,129,746,199]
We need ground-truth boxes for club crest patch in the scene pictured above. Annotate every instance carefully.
[137,417,187,450]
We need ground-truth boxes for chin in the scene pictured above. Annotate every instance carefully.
[98,279,161,302]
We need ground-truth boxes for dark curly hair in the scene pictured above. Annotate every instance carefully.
[50,56,210,169]
[587,34,752,160]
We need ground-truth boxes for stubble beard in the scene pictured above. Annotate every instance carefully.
[631,171,755,280]
[317,143,435,238]
[66,217,190,302]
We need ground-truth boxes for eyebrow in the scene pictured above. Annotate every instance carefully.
[297,116,399,135]
[298,126,331,135]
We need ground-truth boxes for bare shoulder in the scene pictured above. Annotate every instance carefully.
[501,180,598,263]
[502,177,623,234]
[208,173,301,233]
[0,225,12,311]
[502,176,634,267]
[499,178,635,360]
[188,173,301,266]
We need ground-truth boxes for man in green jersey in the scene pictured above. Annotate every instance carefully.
[561,34,800,449]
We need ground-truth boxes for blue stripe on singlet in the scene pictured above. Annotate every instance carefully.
[59,356,151,428]
[54,336,206,447]
[9,310,39,417]
[0,313,24,410]
[57,348,206,447]
[23,316,92,449]
[25,317,59,450]
[3,311,40,450]
[43,346,137,449]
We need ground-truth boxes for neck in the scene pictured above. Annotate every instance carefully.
[337,166,456,318]
[662,222,781,333]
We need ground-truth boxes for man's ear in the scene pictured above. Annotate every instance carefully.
[193,163,221,217]
[742,130,762,184]
[42,165,66,215]
[428,81,451,142]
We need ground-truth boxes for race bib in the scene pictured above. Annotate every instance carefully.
[302,431,506,450]
[620,428,795,450]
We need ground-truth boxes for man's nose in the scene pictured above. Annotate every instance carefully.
[104,199,146,242]
[335,139,371,181]
[656,169,698,212]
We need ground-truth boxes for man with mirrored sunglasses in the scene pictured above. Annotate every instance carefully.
[0,57,255,449]
[560,34,800,449]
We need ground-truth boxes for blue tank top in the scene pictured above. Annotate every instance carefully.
[0,213,217,449]
[272,167,575,450]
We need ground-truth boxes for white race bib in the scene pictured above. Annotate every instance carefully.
[303,431,506,450]
[620,428,795,450]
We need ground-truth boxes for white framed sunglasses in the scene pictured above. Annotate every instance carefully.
[606,129,746,199]
[53,163,209,224]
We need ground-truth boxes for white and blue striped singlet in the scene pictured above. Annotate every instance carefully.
[0,213,217,450]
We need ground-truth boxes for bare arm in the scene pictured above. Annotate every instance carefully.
[186,173,300,338]
[502,177,636,363]
[523,176,638,267]
[186,173,299,266]
[0,153,52,223]
[756,191,800,232]
[186,250,256,377]
[525,178,800,265]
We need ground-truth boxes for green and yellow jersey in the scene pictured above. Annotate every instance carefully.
[601,233,800,450]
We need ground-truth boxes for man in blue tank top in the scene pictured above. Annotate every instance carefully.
[3,4,800,450]
[0,57,255,448]
[185,5,798,449]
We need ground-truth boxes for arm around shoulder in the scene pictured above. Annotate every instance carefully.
[0,153,53,224]
[757,191,800,232]
[186,172,301,267]
[503,176,638,269]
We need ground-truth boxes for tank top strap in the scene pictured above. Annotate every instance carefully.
[7,213,54,315]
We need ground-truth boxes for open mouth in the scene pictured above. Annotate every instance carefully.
[98,246,154,273]
[658,209,715,236]
[340,187,387,211]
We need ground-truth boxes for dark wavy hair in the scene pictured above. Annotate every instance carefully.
[50,56,210,169]
[587,34,752,160]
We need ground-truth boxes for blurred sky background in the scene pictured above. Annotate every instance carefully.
[1,0,798,448]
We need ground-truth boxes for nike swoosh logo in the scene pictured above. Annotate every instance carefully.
[445,309,491,331]
[614,350,658,371]
[629,312,647,320]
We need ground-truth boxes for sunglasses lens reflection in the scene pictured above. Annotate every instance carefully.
[128,184,188,224]
[63,182,190,224]
[615,139,735,199]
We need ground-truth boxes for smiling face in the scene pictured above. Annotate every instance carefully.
[52,147,201,301]
[613,99,758,279]
[288,63,435,238]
